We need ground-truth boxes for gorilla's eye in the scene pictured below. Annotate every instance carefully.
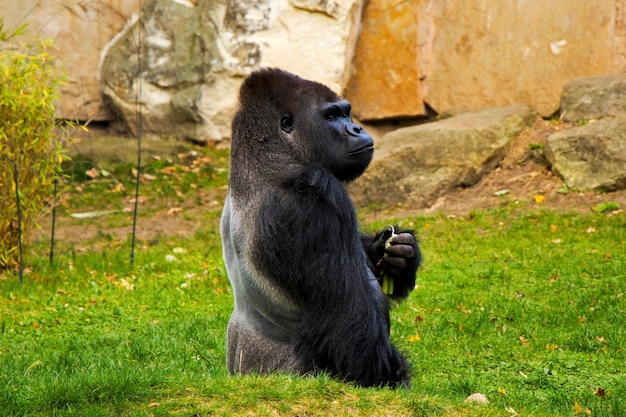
[280,114,294,133]
[326,106,340,120]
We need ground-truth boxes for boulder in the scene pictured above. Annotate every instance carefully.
[544,117,626,192]
[344,0,424,121]
[349,105,535,208]
[1,0,142,121]
[101,0,226,141]
[560,74,626,122]
[100,0,363,142]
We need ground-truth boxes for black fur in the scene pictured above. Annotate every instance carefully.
[220,68,420,387]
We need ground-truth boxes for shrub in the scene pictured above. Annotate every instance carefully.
[0,20,69,270]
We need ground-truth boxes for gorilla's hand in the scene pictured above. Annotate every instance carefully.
[362,226,420,300]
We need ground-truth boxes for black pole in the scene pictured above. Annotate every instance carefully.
[3,155,23,285]
[130,16,143,268]
[49,177,58,265]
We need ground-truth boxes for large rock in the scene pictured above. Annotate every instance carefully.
[344,0,424,121]
[101,0,363,142]
[544,117,626,192]
[419,1,626,117]
[1,0,142,121]
[101,0,226,141]
[350,105,535,208]
[560,74,626,122]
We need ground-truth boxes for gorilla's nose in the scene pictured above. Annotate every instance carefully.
[345,123,364,136]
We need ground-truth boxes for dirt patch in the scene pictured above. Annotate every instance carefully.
[381,117,626,219]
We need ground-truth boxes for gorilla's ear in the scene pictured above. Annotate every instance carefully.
[280,114,294,133]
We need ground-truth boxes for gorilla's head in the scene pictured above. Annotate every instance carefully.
[232,68,374,183]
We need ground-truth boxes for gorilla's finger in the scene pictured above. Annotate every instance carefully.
[382,256,408,269]
[385,244,414,258]
[388,233,415,246]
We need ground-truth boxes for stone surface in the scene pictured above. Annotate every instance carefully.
[100,0,363,141]
[560,73,626,122]
[344,0,424,121]
[101,0,225,141]
[4,0,626,138]
[544,117,626,192]
[419,1,626,117]
[1,0,142,121]
[465,393,490,405]
[244,0,363,93]
[349,105,535,208]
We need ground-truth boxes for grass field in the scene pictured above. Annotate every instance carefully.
[1,145,624,416]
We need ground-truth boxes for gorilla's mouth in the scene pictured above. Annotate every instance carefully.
[348,144,374,156]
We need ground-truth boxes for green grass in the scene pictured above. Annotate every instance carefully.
[1,147,625,416]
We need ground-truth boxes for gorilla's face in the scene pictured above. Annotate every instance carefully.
[281,98,374,183]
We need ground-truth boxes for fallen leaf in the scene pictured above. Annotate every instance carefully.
[546,343,559,351]
[534,195,545,203]
[519,335,530,345]
[593,387,606,397]
[408,334,421,342]
[586,227,596,233]
[128,196,146,204]
[574,402,592,415]
[550,224,558,232]
[85,168,100,179]
[505,406,518,416]
[498,387,507,395]
[119,279,135,291]
[148,402,160,408]
[456,304,471,314]
[574,402,583,414]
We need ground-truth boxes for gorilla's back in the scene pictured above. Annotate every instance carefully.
[220,193,305,374]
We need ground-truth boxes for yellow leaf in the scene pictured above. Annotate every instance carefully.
[546,343,559,351]
[497,387,507,395]
[408,334,421,342]
[550,224,558,232]
[534,195,545,203]
[574,402,583,413]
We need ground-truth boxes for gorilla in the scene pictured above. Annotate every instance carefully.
[220,68,421,388]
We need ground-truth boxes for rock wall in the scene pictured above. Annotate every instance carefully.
[2,0,626,135]
[417,0,626,118]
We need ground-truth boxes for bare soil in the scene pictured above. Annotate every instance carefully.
[413,117,626,216]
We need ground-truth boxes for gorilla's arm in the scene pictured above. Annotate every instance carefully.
[361,227,421,300]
